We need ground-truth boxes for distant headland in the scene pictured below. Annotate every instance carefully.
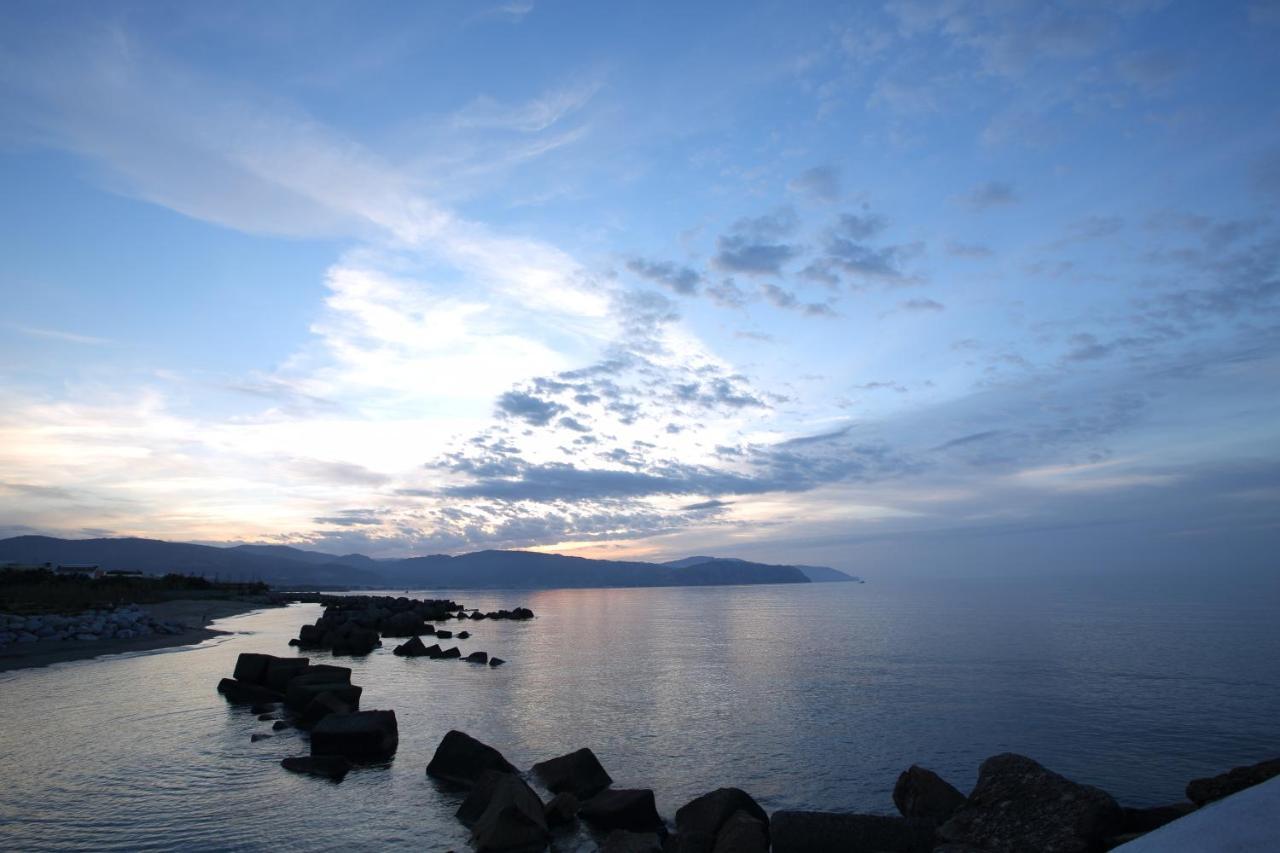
[0,535,862,590]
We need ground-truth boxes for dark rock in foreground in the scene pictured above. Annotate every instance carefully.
[894,764,966,824]
[441,646,461,659]
[674,787,769,853]
[708,809,768,853]
[465,771,549,852]
[490,657,506,667]
[602,829,664,853]
[1186,757,1280,806]
[217,677,283,705]
[938,753,1121,853]
[532,747,613,800]
[580,788,664,833]
[310,709,398,760]
[771,811,933,853]
[426,730,517,788]
[1119,801,1197,834]
[467,651,490,664]
[281,755,351,781]
[544,791,579,828]
[392,635,429,657]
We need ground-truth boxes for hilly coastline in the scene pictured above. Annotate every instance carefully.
[0,536,860,590]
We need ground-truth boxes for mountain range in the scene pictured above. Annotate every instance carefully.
[0,536,861,590]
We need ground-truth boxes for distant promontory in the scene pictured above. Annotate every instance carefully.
[0,536,861,590]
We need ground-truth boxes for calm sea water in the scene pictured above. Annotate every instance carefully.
[0,579,1277,851]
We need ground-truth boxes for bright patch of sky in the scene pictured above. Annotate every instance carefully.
[1,1,1278,576]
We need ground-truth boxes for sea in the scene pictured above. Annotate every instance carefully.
[0,577,1277,851]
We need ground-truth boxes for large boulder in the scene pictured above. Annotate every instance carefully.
[331,626,380,655]
[299,691,353,728]
[393,635,429,657]
[771,811,933,853]
[441,646,462,659]
[285,677,362,712]
[893,765,966,823]
[1118,801,1196,834]
[281,755,351,781]
[382,610,425,637]
[310,710,398,760]
[217,678,283,705]
[532,747,614,799]
[710,810,768,853]
[233,652,274,685]
[674,788,769,853]
[426,730,517,788]
[544,792,579,828]
[602,830,663,853]
[1186,757,1280,806]
[456,770,548,852]
[579,789,664,833]
[938,753,1121,853]
[467,651,490,664]
[263,657,311,692]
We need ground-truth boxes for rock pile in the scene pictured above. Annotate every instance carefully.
[416,731,1278,852]
[0,605,186,646]
[217,651,398,782]
[288,595,532,659]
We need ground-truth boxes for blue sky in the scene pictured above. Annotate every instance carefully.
[1,0,1277,576]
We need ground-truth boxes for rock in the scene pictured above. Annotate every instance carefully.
[1119,802,1197,834]
[427,730,516,788]
[457,770,516,827]
[250,702,279,714]
[233,652,274,685]
[424,643,444,658]
[938,753,1121,853]
[441,646,462,659]
[73,633,97,642]
[300,691,353,728]
[771,811,933,853]
[310,710,398,760]
[281,755,351,781]
[263,657,311,692]
[490,657,506,667]
[467,651,490,664]
[331,626,380,655]
[457,630,471,639]
[674,788,768,853]
[436,629,453,639]
[285,677,362,713]
[580,789,664,833]
[114,629,135,639]
[893,764,966,823]
[544,792,579,828]
[251,733,273,742]
[393,635,429,657]
[1186,757,1280,806]
[217,678,284,705]
[602,830,664,853]
[710,810,768,853]
[257,713,277,721]
[272,720,291,731]
[382,610,425,637]
[533,747,613,800]
[470,772,549,853]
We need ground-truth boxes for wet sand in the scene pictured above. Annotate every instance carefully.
[0,598,280,673]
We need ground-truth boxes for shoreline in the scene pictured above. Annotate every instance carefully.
[0,597,280,673]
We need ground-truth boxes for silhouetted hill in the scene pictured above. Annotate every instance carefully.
[0,536,814,590]
[664,555,859,582]
[0,536,384,587]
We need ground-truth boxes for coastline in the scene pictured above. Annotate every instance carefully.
[0,597,279,673]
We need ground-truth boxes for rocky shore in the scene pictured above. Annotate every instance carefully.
[0,598,276,672]
[218,640,1279,852]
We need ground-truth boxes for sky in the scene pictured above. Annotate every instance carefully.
[0,1,1278,577]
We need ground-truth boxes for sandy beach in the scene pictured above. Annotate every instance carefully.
[0,598,279,673]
